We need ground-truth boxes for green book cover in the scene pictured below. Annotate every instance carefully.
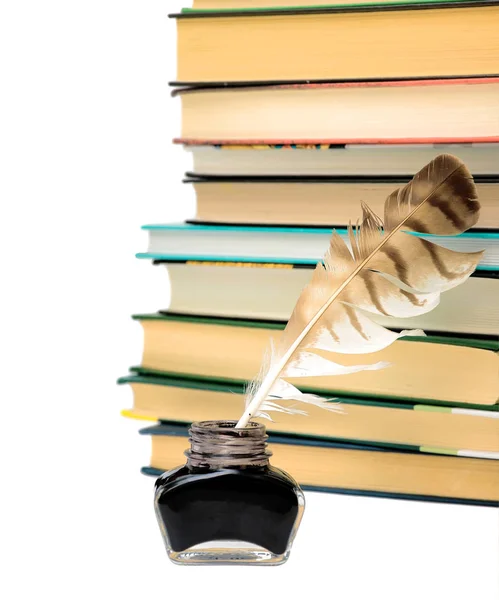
[118,370,499,412]
[178,0,493,16]
[119,371,499,455]
[130,312,498,408]
[132,311,499,352]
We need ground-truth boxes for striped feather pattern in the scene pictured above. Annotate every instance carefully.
[237,154,483,427]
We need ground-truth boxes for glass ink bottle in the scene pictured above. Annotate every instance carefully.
[154,420,305,565]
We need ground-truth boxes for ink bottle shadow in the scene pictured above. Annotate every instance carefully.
[154,420,305,565]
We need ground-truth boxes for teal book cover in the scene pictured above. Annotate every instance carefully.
[139,422,499,508]
[137,223,499,270]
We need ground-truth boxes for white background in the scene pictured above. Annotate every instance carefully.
[1,2,498,599]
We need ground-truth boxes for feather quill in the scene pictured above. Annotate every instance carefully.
[236,154,482,428]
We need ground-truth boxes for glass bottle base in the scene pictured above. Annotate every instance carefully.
[167,540,290,566]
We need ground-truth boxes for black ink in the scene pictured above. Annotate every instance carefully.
[155,465,299,555]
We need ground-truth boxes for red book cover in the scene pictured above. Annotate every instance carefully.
[174,77,499,146]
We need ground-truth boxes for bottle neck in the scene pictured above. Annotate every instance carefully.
[185,420,271,469]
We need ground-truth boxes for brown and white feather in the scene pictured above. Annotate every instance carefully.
[236,154,482,427]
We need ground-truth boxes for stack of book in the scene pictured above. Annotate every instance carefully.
[120,0,499,507]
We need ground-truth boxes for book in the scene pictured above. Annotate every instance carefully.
[186,143,499,177]
[119,372,499,456]
[176,78,499,143]
[132,312,499,406]
[172,3,499,84]
[140,421,499,506]
[137,223,499,270]
[190,0,476,10]
[188,176,499,229]
[158,261,499,336]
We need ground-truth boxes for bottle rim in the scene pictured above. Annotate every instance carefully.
[186,420,272,468]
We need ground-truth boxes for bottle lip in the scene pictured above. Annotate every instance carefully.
[190,420,266,436]
[186,420,271,468]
